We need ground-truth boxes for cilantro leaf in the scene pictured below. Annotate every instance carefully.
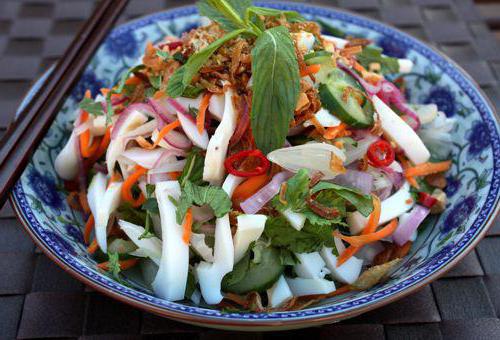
[264,216,336,253]
[156,50,171,61]
[178,148,205,187]
[79,97,104,116]
[176,180,232,224]
[357,46,399,74]
[312,182,374,217]
[251,26,300,154]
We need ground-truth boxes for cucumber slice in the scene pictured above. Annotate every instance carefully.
[304,50,333,65]
[222,247,284,294]
[319,68,374,128]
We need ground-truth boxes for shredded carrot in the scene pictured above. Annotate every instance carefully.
[398,154,419,189]
[334,219,399,247]
[300,64,321,77]
[169,171,182,180]
[108,172,122,188]
[87,238,99,254]
[125,76,142,86]
[232,174,270,202]
[153,90,166,100]
[78,191,90,214]
[309,115,326,135]
[182,208,193,244]
[323,123,351,140]
[97,258,139,271]
[78,95,101,158]
[121,165,147,207]
[137,120,180,150]
[197,92,211,134]
[404,160,452,178]
[83,214,94,245]
[337,195,381,266]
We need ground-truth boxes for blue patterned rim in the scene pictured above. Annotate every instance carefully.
[10,2,500,328]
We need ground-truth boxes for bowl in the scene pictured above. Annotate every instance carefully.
[11,2,500,331]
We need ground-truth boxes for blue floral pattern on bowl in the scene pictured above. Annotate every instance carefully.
[10,3,500,329]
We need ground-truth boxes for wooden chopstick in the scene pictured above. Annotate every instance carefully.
[0,0,129,207]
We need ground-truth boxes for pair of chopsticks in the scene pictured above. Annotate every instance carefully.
[0,0,129,207]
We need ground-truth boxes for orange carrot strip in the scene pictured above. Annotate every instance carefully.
[87,238,99,254]
[125,76,142,86]
[138,120,180,150]
[97,258,139,271]
[182,208,193,244]
[404,160,452,178]
[334,219,399,247]
[337,195,381,266]
[309,115,326,135]
[83,214,94,245]
[107,172,122,188]
[79,191,90,214]
[169,171,182,180]
[197,92,211,134]
[121,165,147,207]
[89,126,111,163]
[398,154,419,189]
[300,64,321,77]
[232,174,270,202]
[153,90,166,100]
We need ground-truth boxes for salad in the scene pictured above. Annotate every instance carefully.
[55,0,455,311]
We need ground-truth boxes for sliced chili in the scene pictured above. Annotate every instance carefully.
[417,192,437,208]
[367,140,395,167]
[224,149,270,177]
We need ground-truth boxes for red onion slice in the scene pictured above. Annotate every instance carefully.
[167,98,187,115]
[380,166,404,189]
[148,98,176,124]
[149,160,186,175]
[392,205,430,246]
[177,112,209,150]
[332,169,373,195]
[147,172,172,184]
[191,205,215,223]
[240,171,293,214]
[122,148,164,169]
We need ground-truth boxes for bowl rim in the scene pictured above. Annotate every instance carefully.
[10,1,500,330]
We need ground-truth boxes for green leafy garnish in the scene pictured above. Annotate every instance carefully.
[149,74,163,90]
[245,6,304,23]
[176,180,232,224]
[79,97,104,116]
[178,147,205,187]
[197,0,251,31]
[114,64,146,94]
[167,28,247,98]
[251,26,300,154]
[357,46,399,74]
[182,85,204,98]
[106,252,124,283]
[156,50,171,61]
[311,182,374,217]
[140,184,159,239]
[185,269,197,299]
[316,18,346,38]
[117,202,147,227]
[264,216,337,253]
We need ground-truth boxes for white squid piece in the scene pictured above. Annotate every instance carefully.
[54,131,79,181]
[152,181,189,301]
[233,214,267,263]
[118,220,162,265]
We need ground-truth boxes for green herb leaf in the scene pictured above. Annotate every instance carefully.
[79,97,104,116]
[182,85,204,98]
[251,26,300,154]
[167,29,246,97]
[156,50,171,61]
[279,248,298,265]
[222,251,250,288]
[179,147,205,187]
[198,0,251,31]
[311,182,373,217]
[185,269,197,299]
[149,74,163,90]
[357,46,399,74]
[106,252,123,282]
[173,52,186,64]
[105,91,114,125]
[114,64,146,94]
[246,6,305,23]
[316,18,346,38]
[176,180,232,224]
[284,169,309,210]
[140,184,159,239]
[117,202,147,226]
[264,216,335,253]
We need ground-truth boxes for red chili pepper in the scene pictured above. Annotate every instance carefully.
[418,192,437,208]
[367,140,395,167]
[165,41,183,49]
[224,149,270,177]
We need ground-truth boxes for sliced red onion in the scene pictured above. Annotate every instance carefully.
[151,149,186,170]
[376,185,392,201]
[122,148,164,169]
[191,205,215,223]
[332,169,373,195]
[124,119,157,139]
[167,98,187,115]
[344,134,379,165]
[74,120,92,136]
[148,98,176,123]
[240,171,293,214]
[149,159,186,175]
[338,63,381,96]
[147,172,172,184]
[111,96,128,106]
[177,112,209,149]
[380,166,404,189]
[392,205,430,246]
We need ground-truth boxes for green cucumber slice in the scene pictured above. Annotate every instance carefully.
[319,68,374,128]
[222,247,284,294]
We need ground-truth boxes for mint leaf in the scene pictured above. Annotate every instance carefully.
[316,18,346,38]
[79,97,104,116]
[156,50,171,61]
[198,0,251,31]
[167,29,247,97]
[114,64,145,94]
[357,46,399,74]
[149,74,162,90]
[178,147,205,187]
[140,184,159,239]
[284,169,309,210]
[312,182,373,217]
[251,26,300,154]
[264,216,332,253]
[176,180,232,224]
[182,85,204,98]
[106,252,123,282]
[117,202,147,226]
[246,6,305,23]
